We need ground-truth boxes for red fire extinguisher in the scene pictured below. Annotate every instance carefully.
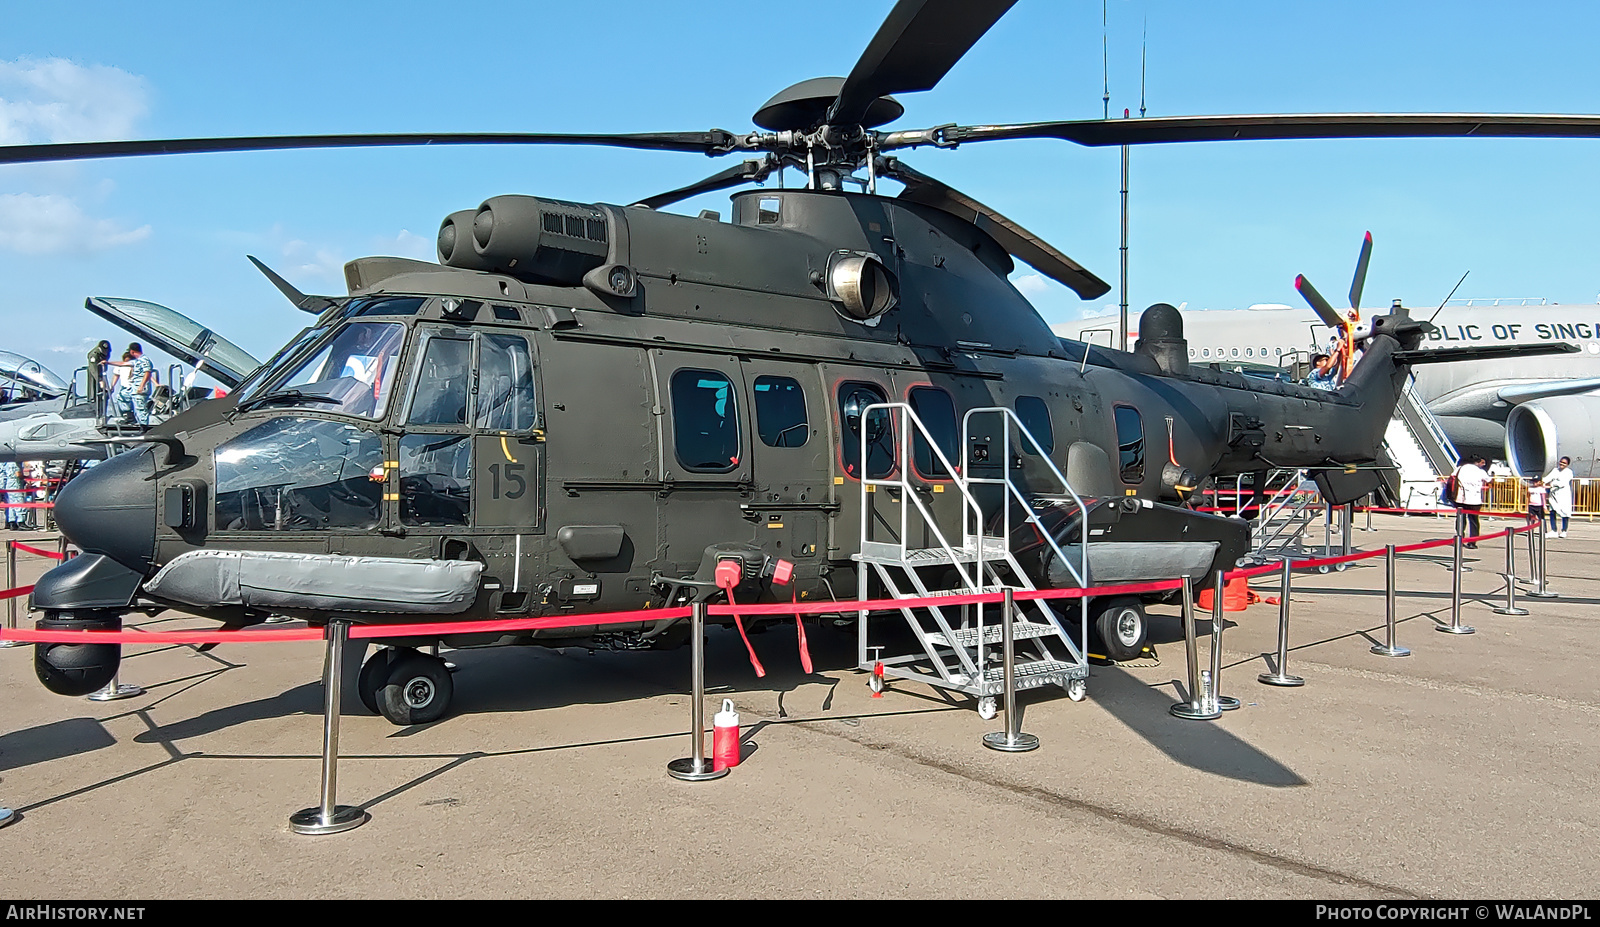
[713,699,741,771]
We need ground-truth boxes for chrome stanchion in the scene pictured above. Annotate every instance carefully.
[1365,495,1375,532]
[1259,558,1305,686]
[1323,503,1332,558]
[1493,528,1529,616]
[984,587,1039,752]
[1170,579,1221,721]
[1372,544,1411,657]
[668,601,728,781]
[1437,535,1476,635]
[1208,572,1241,711]
[290,619,369,835]
[0,541,19,649]
[1342,503,1353,555]
[86,671,143,702]
[0,806,12,829]
[1527,522,1557,598]
[56,535,66,559]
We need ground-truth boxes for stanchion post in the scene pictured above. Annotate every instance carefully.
[1372,544,1411,657]
[290,619,369,835]
[0,541,19,649]
[1343,503,1354,555]
[1438,535,1476,635]
[1170,578,1220,720]
[1527,521,1557,598]
[668,601,728,781]
[1494,528,1529,616]
[1365,494,1375,532]
[1260,557,1305,686]
[86,670,143,702]
[1209,572,1241,711]
[984,587,1039,752]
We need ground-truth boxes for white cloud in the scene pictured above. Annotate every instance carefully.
[375,229,436,262]
[0,57,149,145]
[1012,273,1049,296]
[282,238,346,281]
[0,192,150,254]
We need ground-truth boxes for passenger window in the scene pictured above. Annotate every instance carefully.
[476,334,537,431]
[671,369,740,473]
[838,382,893,479]
[1114,406,1145,484]
[908,386,957,479]
[399,434,471,527]
[754,375,808,448]
[1014,395,1054,455]
[408,336,471,426]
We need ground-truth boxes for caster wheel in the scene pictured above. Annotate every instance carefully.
[1066,678,1087,702]
[376,650,454,726]
[868,673,884,694]
[1317,564,1331,574]
[977,696,998,721]
[1335,562,1348,572]
[356,647,392,715]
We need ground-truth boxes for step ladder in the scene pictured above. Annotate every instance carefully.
[853,404,1090,715]
[1233,469,1322,564]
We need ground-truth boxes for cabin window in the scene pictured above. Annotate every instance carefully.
[1114,406,1145,484]
[1015,395,1054,455]
[671,369,740,473]
[476,334,537,432]
[838,381,893,479]
[407,336,472,426]
[908,386,958,479]
[399,433,471,527]
[214,418,383,531]
[754,375,808,448]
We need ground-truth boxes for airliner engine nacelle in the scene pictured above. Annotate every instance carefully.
[1506,395,1600,478]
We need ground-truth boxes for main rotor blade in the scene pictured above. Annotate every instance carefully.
[630,157,777,210]
[882,157,1110,300]
[890,113,1600,148]
[1295,274,1346,329]
[1348,231,1373,315]
[0,130,742,166]
[828,0,1017,127]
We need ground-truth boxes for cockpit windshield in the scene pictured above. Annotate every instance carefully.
[239,321,406,419]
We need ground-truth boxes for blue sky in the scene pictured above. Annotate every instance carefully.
[2,0,1598,379]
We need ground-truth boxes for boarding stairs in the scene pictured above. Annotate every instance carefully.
[1379,374,1458,510]
[853,406,1090,714]
[1231,468,1322,564]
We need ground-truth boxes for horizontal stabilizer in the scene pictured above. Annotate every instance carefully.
[1496,376,1600,405]
[1393,343,1579,365]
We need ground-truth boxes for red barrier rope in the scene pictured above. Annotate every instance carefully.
[10,541,64,560]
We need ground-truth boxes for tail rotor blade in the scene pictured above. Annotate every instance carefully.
[1348,231,1373,316]
[1295,274,1345,328]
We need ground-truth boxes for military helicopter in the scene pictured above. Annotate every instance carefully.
[12,0,1589,724]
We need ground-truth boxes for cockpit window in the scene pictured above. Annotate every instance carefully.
[214,418,383,531]
[407,336,471,426]
[475,334,537,431]
[352,296,427,317]
[233,324,329,399]
[254,321,406,419]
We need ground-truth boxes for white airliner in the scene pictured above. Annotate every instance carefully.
[1058,301,1600,478]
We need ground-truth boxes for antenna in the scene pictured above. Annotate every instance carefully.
[1140,18,1147,118]
[1428,271,1471,324]
[1101,0,1110,121]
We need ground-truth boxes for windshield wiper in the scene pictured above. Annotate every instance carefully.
[234,388,342,414]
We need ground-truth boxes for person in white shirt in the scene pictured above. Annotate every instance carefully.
[1453,456,1490,547]
[1544,456,1575,537]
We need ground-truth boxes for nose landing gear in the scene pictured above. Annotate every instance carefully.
[358,646,454,726]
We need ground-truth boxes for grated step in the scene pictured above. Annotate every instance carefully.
[978,659,1080,691]
[856,537,1010,565]
[925,621,1061,648]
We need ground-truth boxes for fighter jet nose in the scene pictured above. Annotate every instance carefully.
[55,444,159,575]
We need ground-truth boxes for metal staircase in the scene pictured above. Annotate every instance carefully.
[1381,374,1458,510]
[1233,469,1322,564]
[853,405,1090,716]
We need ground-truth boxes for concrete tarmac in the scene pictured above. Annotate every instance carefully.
[0,515,1594,899]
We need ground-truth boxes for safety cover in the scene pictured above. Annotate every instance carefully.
[144,549,483,614]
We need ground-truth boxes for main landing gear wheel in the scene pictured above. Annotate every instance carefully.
[357,647,393,715]
[1092,597,1148,663]
[376,649,454,726]
[977,696,998,721]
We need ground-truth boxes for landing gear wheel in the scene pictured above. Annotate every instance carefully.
[356,647,393,715]
[977,696,998,721]
[1092,597,1148,663]
[1066,677,1087,702]
[376,650,454,726]
[868,673,884,694]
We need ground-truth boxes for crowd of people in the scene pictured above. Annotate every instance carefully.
[1447,454,1577,542]
[87,339,156,428]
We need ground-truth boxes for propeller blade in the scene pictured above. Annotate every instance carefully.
[1295,274,1346,329]
[1348,231,1373,316]
[630,157,778,210]
[828,0,1017,127]
[887,112,1600,149]
[882,157,1110,299]
[0,130,743,166]
[247,256,335,315]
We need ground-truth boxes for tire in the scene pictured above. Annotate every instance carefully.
[356,647,393,715]
[1092,596,1147,663]
[376,650,454,726]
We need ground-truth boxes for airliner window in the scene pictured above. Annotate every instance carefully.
[671,369,740,473]
[908,386,957,479]
[754,375,808,448]
[250,321,405,419]
[1114,406,1145,484]
[1015,395,1054,455]
[476,334,537,432]
[408,336,472,426]
[214,418,383,531]
[838,382,893,479]
[399,434,471,526]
